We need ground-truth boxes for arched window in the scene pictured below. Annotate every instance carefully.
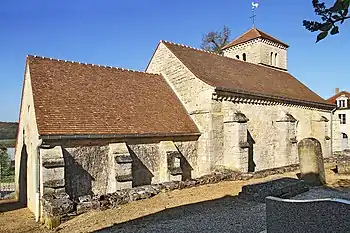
[236,55,240,59]
[270,52,274,65]
[243,53,247,61]
[275,53,278,66]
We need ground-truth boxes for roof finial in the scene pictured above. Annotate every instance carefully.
[251,1,259,27]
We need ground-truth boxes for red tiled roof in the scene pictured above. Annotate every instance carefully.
[27,56,199,136]
[162,41,332,107]
[327,91,350,104]
[222,28,289,50]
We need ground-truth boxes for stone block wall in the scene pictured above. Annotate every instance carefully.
[40,139,197,201]
[146,42,216,176]
[63,146,109,200]
[219,100,332,172]
[222,39,262,64]
[222,38,288,70]
[14,64,41,214]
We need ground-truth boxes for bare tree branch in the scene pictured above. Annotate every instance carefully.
[201,26,231,54]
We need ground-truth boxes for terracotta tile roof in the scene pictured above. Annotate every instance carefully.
[327,91,350,104]
[27,56,199,136]
[222,27,289,50]
[162,41,332,108]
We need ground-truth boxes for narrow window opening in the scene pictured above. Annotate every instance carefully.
[236,55,240,59]
[339,114,346,124]
[270,52,273,65]
[243,53,247,61]
[275,53,278,66]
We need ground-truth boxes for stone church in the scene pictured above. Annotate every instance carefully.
[14,27,335,220]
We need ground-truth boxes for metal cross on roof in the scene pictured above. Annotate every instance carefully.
[250,11,257,27]
[251,1,259,27]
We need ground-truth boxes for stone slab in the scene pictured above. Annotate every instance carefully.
[239,178,309,202]
[266,196,350,233]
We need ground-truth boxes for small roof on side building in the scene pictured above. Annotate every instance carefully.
[162,41,333,109]
[327,91,350,104]
[222,27,289,50]
[26,56,199,137]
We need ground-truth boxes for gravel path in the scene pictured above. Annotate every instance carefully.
[97,197,266,233]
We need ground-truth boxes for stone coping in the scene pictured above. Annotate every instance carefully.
[266,196,350,205]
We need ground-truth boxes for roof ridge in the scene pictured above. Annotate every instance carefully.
[327,90,350,101]
[222,28,256,50]
[222,27,289,50]
[160,40,289,74]
[160,40,223,57]
[27,54,158,75]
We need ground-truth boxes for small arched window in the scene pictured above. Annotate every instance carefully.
[270,52,274,65]
[236,55,240,59]
[275,53,278,66]
[242,53,247,61]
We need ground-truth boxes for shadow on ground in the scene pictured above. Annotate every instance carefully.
[94,195,267,233]
[0,200,25,213]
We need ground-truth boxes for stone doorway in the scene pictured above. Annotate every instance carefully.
[341,133,348,151]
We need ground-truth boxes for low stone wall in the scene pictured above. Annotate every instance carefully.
[41,162,303,229]
[266,196,350,233]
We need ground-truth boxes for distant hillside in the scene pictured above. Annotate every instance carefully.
[0,122,18,140]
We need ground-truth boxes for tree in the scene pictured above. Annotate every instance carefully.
[200,25,231,54]
[304,0,350,42]
[0,146,11,177]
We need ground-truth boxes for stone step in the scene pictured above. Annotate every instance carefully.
[238,177,309,202]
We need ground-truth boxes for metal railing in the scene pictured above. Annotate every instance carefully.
[0,165,15,200]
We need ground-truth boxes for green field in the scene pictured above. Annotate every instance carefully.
[0,175,15,183]
[0,139,16,148]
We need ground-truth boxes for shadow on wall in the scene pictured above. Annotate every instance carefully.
[18,144,28,205]
[176,147,193,181]
[248,130,256,173]
[62,149,94,201]
[128,147,154,187]
[94,195,266,233]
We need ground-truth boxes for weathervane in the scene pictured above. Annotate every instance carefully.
[251,1,259,27]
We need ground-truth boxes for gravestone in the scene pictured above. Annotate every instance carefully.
[298,138,325,185]
[266,196,350,233]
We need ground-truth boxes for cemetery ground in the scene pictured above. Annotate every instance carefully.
[1,162,350,233]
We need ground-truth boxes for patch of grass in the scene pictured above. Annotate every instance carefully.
[0,139,16,148]
[0,175,15,183]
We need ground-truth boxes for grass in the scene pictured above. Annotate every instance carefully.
[0,175,15,183]
[0,139,16,148]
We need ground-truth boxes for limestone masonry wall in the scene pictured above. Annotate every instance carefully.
[223,38,288,70]
[52,140,197,199]
[15,65,41,214]
[147,42,215,176]
[219,101,331,171]
[63,146,110,200]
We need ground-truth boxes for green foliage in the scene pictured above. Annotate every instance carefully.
[304,0,350,42]
[0,122,18,140]
[0,146,12,177]
[200,25,231,54]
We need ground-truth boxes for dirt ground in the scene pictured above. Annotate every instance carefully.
[1,163,349,233]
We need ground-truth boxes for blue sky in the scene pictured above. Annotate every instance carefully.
[0,0,349,121]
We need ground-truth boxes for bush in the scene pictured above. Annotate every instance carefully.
[0,146,12,177]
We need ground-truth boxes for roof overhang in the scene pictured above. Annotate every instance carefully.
[39,132,201,141]
[214,87,336,111]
